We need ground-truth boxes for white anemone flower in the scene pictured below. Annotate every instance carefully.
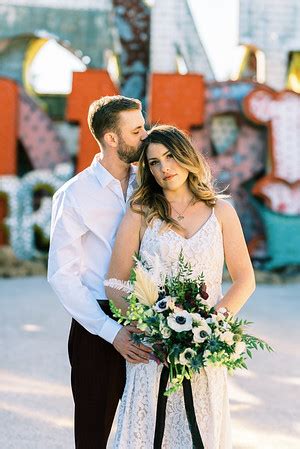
[219,330,235,346]
[179,348,197,366]
[167,310,193,332]
[192,320,212,343]
[153,296,176,313]
[190,313,202,324]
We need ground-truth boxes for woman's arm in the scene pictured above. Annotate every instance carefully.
[214,200,256,315]
[105,207,143,315]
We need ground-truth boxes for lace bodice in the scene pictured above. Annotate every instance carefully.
[139,209,224,307]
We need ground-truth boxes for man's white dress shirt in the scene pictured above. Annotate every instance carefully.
[48,154,136,344]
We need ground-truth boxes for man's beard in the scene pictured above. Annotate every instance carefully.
[117,134,142,164]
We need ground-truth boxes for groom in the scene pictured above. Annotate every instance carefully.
[48,95,152,449]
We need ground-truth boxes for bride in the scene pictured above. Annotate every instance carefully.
[105,125,255,448]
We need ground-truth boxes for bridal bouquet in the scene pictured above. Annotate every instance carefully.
[105,251,272,396]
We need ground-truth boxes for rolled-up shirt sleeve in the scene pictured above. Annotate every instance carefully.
[47,189,122,344]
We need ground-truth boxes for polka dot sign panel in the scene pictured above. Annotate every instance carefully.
[244,88,300,214]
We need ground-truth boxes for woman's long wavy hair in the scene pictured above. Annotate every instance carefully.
[130,125,224,230]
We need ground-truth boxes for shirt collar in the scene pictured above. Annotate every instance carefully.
[91,154,137,189]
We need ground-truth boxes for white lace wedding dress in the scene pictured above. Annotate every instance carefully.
[112,210,232,449]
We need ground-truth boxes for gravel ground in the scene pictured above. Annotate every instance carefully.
[0,277,299,449]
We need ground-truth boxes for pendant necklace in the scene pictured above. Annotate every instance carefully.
[171,196,194,222]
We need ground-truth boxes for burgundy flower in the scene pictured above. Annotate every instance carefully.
[189,299,196,308]
[199,290,209,300]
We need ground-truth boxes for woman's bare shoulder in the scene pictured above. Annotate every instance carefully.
[214,198,238,223]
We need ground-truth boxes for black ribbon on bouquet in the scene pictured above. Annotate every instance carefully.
[153,366,204,449]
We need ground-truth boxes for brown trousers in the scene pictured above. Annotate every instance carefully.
[68,308,126,449]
